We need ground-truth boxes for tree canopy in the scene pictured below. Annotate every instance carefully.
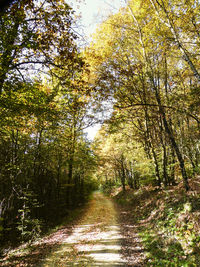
[0,0,200,252]
[87,0,200,192]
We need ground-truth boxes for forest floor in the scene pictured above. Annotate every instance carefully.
[113,179,200,266]
[1,180,200,266]
[0,191,146,266]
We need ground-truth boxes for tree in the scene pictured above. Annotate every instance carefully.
[0,0,79,94]
[0,0,99,245]
[87,0,200,190]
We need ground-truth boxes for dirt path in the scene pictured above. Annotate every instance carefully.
[41,192,125,266]
[1,192,146,266]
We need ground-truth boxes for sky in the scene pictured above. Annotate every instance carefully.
[70,0,125,140]
[71,0,125,40]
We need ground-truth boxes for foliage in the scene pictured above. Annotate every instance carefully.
[0,0,99,248]
[0,0,80,93]
[94,121,157,191]
[87,0,200,191]
[1,0,200,258]
[113,182,200,266]
[17,188,42,242]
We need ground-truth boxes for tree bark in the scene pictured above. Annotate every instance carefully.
[154,87,190,191]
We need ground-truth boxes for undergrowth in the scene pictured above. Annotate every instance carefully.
[114,179,200,266]
[0,202,88,266]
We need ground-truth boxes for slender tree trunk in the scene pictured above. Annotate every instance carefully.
[162,144,169,186]
[158,117,169,186]
[154,88,190,190]
[152,146,161,187]
[170,148,176,185]
[152,0,200,82]
[129,162,134,189]
[144,106,161,187]
[120,158,126,192]
[128,3,189,190]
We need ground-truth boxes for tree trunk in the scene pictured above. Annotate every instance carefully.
[170,148,176,185]
[154,88,190,191]
[152,0,200,82]
[152,146,162,187]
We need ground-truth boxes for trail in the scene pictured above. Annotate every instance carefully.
[42,192,125,266]
[1,191,146,266]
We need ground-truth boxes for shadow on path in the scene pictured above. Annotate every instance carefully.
[0,192,128,266]
[41,223,125,266]
[41,192,125,266]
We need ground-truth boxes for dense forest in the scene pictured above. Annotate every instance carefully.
[0,0,99,245]
[90,0,200,192]
[0,0,200,266]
